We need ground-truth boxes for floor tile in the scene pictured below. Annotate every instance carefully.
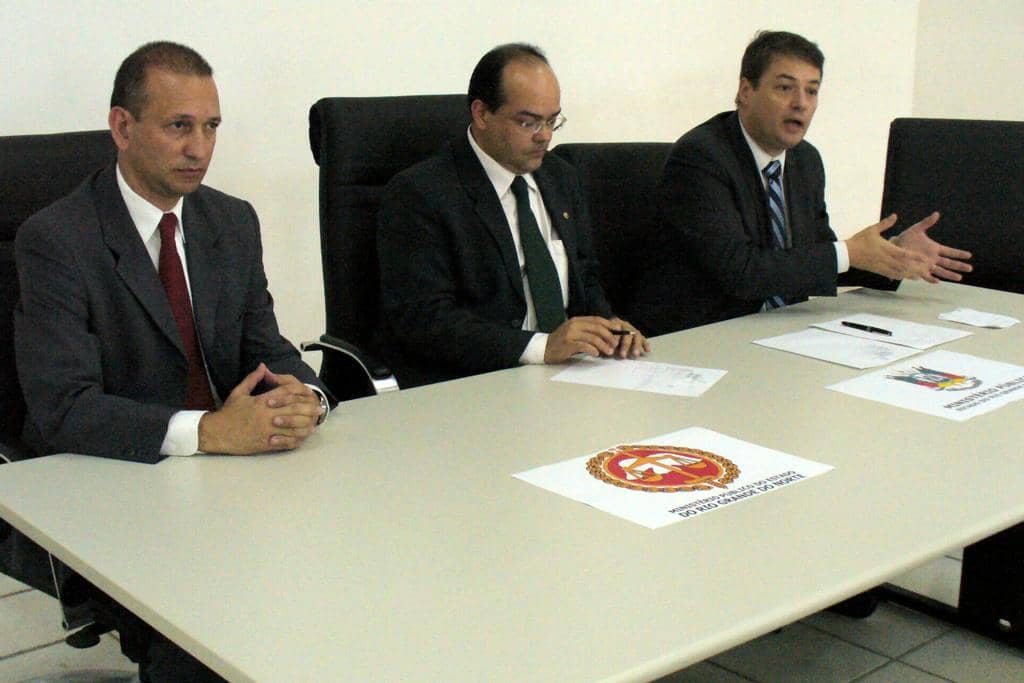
[889,556,962,608]
[855,661,951,682]
[0,635,136,681]
[0,573,31,597]
[654,660,752,682]
[803,601,953,658]
[901,628,1024,682]
[0,591,65,658]
[710,622,887,683]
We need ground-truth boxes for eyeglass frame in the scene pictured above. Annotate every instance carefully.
[496,111,568,135]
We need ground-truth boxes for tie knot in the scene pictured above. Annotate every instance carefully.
[510,175,529,202]
[158,213,178,242]
[763,160,782,182]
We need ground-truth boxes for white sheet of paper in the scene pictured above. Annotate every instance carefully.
[513,427,832,529]
[551,357,727,397]
[753,328,921,369]
[828,350,1024,422]
[813,313,970,349]
[939,308,1020,329]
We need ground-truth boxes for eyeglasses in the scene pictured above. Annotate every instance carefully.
[500,113,567,135]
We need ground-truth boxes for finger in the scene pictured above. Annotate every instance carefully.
[932,265,964,282]
[264,385,318,408]
[938,247,973,262]
[230,362,268,398]
[267,434,301,451]
[909,211,940,232]
[272,413,317,432]
[874,214,898,234]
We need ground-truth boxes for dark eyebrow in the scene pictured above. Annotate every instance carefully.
[514,109,562,120]
[775,73,821,86]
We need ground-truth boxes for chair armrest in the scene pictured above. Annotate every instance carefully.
[301,334,399,395]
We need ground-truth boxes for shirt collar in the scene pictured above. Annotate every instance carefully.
[466,126,539,197]
[738,116,787,180]
[116,162,184,243]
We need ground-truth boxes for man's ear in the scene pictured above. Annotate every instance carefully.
[108,106,133,151]
[469,99,489,130]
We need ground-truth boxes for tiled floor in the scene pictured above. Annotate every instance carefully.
[2,555,1023,682]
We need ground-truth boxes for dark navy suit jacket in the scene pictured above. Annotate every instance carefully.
[377,135,613,387]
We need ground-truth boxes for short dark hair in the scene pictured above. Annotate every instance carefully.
[740,31,824,88]
[110,41,213,119]
[467,43,548,112]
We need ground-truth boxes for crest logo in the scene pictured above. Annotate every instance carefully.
[888,366,982,391]
[586,445,739,492]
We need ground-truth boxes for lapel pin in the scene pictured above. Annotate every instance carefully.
[563,211,570,219]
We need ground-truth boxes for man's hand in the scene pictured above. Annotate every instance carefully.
[846,214,932,281]
[892,211,972,283]
[544,316,651,363]
[609,317,652,359]
[197,363,325,455]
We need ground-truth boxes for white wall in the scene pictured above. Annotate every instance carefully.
[913,0,1024,120]
[3,1,925,359]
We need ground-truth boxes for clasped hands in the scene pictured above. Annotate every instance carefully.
[544,316,651,364]
[846,211,972,282]
[198,363,325,455]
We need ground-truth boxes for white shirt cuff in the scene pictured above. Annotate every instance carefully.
[834,241,850,274]
[520,333,549,365]
[162,410,205,456]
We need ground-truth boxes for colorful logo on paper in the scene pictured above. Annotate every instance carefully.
[586,445,739,492]
[887,366,982,391]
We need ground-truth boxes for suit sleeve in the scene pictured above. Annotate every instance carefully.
[14,217,175,463]
[377,174,534,374]
[234,202,330,397]
[658,144,837,301]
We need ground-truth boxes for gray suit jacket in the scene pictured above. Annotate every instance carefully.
[377,136,613,388]
[14,164,325,463]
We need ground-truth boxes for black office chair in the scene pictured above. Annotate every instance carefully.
[0,130,157,665]
[1,130,116,590]
[550,142,673,318]
[880,118,1024,294]
[304,95,470,400]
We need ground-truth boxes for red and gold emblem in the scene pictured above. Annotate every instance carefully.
[586,445,739,492]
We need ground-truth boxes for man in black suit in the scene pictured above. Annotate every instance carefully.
[630,30,972,336]
[13,41,331,680]
[377,43,649,388]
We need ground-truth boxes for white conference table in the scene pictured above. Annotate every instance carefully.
[2,281,1024,682]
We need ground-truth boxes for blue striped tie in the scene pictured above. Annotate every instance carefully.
[763,160,786,310]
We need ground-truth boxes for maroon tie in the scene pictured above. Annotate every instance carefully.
[157,213,216,410]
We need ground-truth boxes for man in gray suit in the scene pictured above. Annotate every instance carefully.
[15,41,330,465]
[377,43,649,388]
[14,41,331,679]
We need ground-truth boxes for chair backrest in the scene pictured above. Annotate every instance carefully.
[309,95,470,353]
[880,118,1024,294]
[550,142,673,314]
[0,130,117,456]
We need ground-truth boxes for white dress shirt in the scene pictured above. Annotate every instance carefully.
[467,128,569,365]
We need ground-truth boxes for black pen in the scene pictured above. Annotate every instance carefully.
[841,321,892,336]
[611,329,632,336]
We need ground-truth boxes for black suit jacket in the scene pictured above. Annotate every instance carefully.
[14,164,325,463]
[377,135,614,387]
[630,111,894,336]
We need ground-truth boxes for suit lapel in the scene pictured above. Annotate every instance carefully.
[181,194,223,357]
[725,113,773,245]
[533,165,577,257]
[95,165,185,356]
[452,138,526,303]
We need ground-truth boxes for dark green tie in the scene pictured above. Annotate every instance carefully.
[511,176,566,333]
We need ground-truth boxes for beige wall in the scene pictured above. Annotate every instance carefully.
[913,0,1024,120]
[0,1,958,361]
